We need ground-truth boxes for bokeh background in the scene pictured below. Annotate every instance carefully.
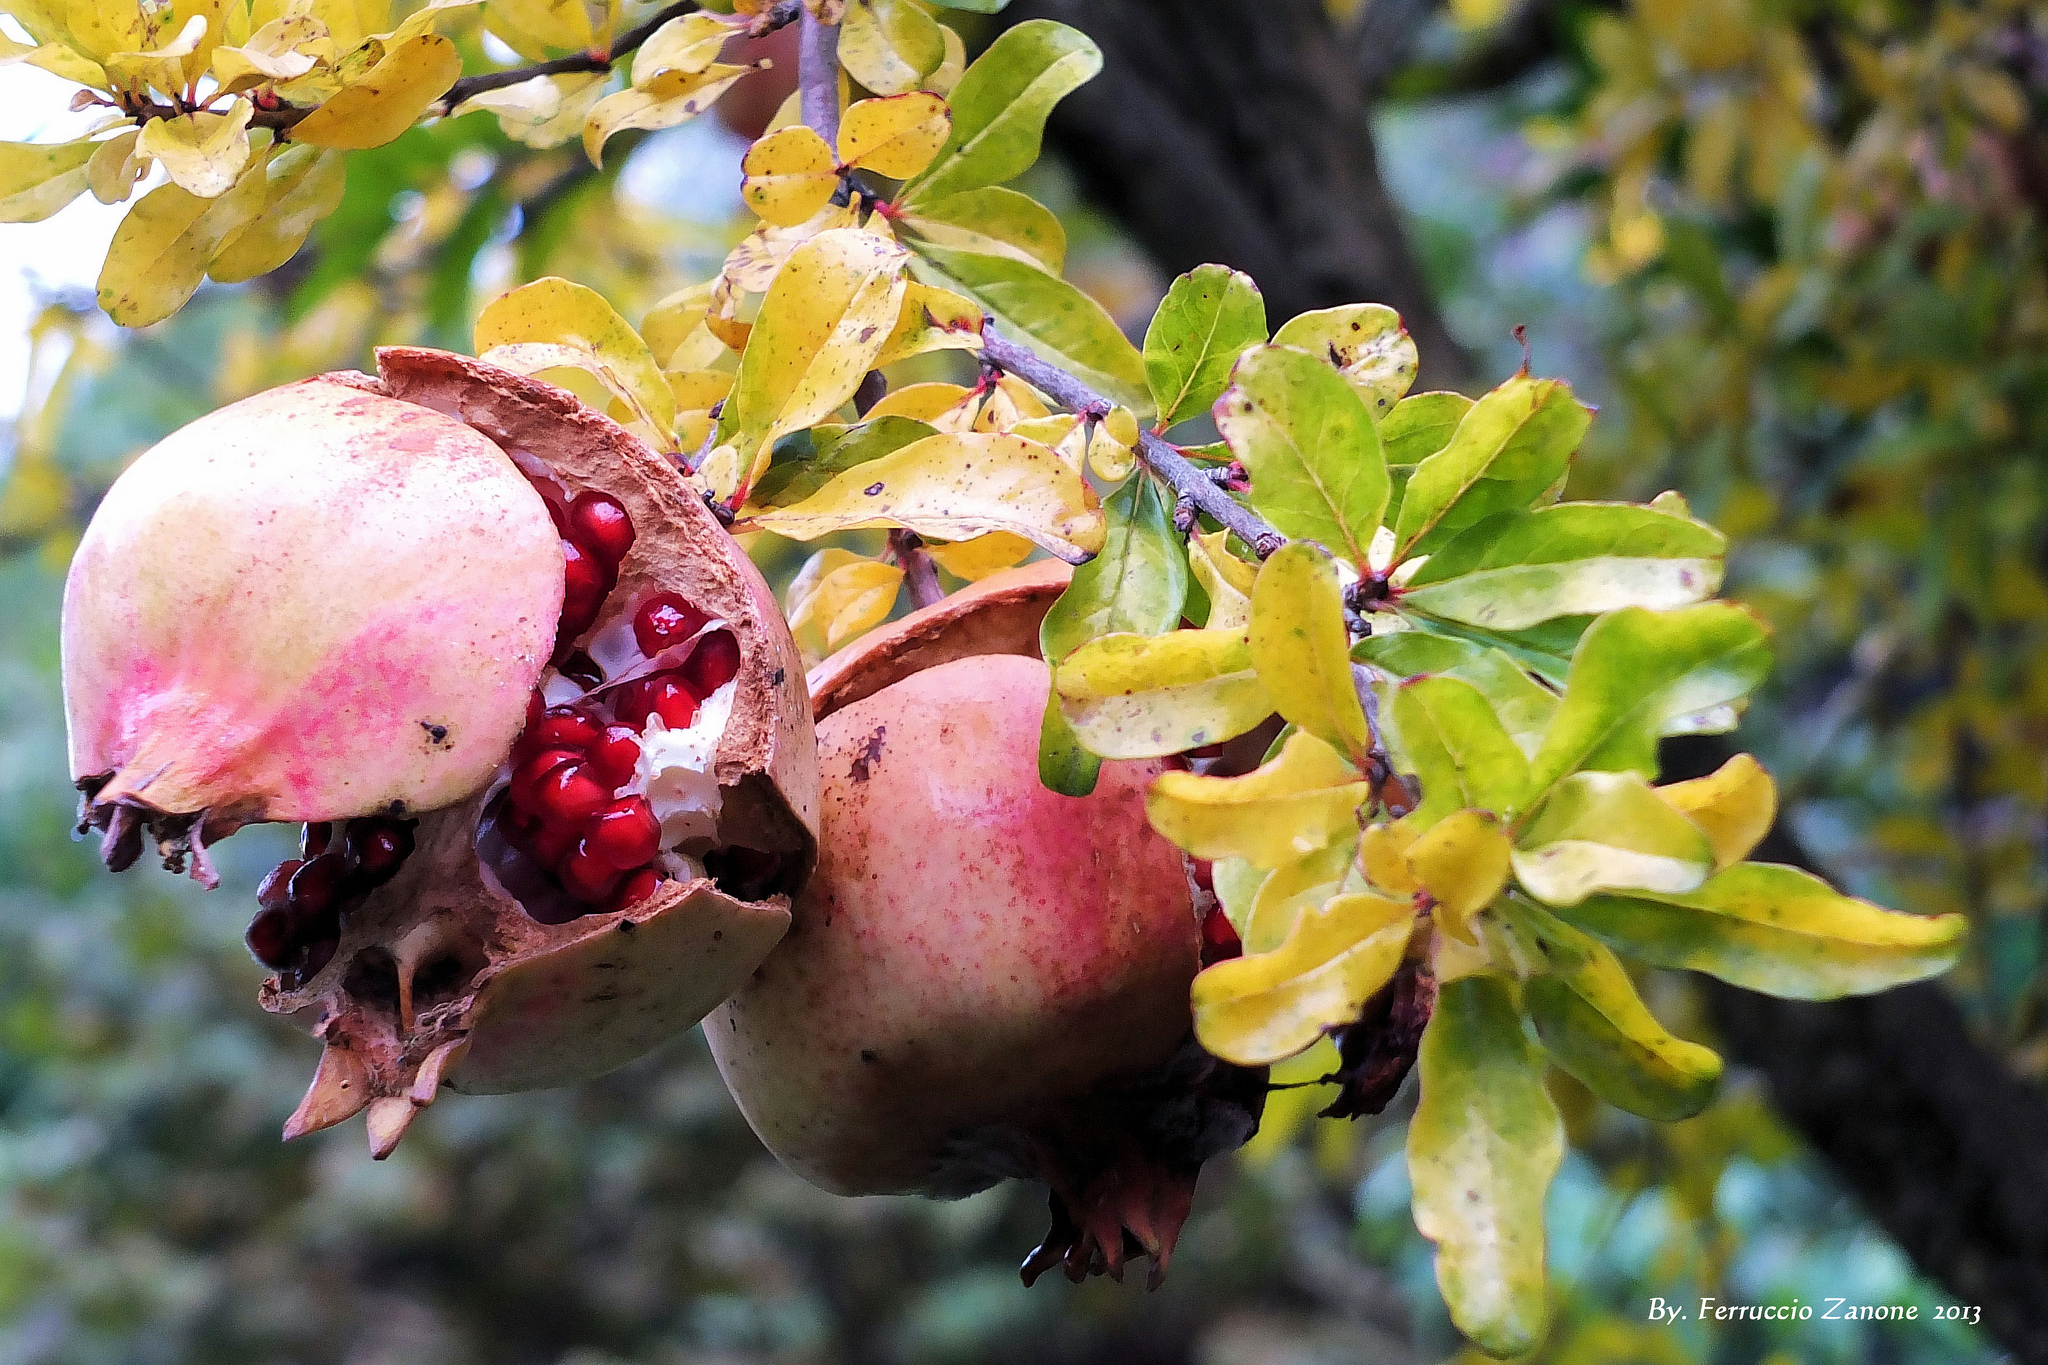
[3,2,2045,1362]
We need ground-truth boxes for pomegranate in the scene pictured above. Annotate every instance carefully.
[707,563,1266,1288]
[63,348,817,1157]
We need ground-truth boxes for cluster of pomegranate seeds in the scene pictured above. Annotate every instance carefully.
[499,691,667,912]
[245,816,416,977]
[613,595,740,731]
[540,489,636,650]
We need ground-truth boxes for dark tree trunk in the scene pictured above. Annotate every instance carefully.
[1004,0,1474,391]
[1002,2,2048,1357]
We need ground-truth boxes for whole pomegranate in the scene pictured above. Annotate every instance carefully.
[707,563,1265,1287]
[64,348,817,1156]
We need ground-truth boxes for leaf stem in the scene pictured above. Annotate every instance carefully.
[976,325,1286,558]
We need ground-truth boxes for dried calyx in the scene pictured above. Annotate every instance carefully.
[62,348,817,1157]
[708,564,1267,1288]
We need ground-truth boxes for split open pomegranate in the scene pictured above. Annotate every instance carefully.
[706,563,1267,1287]
[62,348,817,1156]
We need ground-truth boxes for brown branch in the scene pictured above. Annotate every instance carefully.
[797,3,842,146]
[977,326,1285,558]
[888,530,945,608]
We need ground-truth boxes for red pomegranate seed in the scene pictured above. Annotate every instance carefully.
[511,747,582,809]
[649,677,699,730]
[257,858,303,911]
[288,852,348,914]
[560,838,624,902]
[587,723,642,789]
[344,817,414,888]
[585,796,661,868]
[681,630,740,696]
[525,687,546,732]
[539,491,570,537]
[298,932,339,981]
[536,761,610,829]
[498,805,541,855]
[558,538,611,642]
[603,868,662,915]
[529,820,577,868]
[1200,907,1241,962]
[245,906,296,967]
[524,705,602,754]
[633,592,710,657]
[300,822,331,858]
[568,491,635,568]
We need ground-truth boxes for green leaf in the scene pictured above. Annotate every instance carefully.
[1402,613,1590,688]
[1212,856,1268,937]
[1393,374,1591,559]
[1556,863,1968,1000]
[1192,891,1414,1066]
[1409,973,1562,1358]
[0,137,97,223]
[897,186,1066,272]
[1270,303,1418,414]
[1511,770,1715,905]
[751,416,937,507]
[910,245,1149,411]
[1400,502,1727,631]
[1381,391,1474,465]
[1526,603,1772,802]
[1042,473,1188,662]
[1248,542,1370,762]
[1037,688,1101,797]
[1387,676,1529,826]
[1513,903,1722,1121]
[1215,343,1388,568]
[1144,264,1267,428]
[1352,632,1555,757]
[902,19,1101,204]
[1057,627,1271,760]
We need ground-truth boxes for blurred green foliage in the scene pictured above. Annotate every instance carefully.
[1,0,2038,1358]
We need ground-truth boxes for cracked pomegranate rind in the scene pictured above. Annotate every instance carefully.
[64,376,564,882]
[709,564,1265,1288]
[69,345,818,1157]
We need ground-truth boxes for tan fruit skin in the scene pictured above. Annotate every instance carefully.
[707,651,1199,1198]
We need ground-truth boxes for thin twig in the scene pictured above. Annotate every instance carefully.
[976,326,1286,558]
[889,530,945,608]
[797,3,842,145]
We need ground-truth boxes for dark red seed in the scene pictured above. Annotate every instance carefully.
[300,822,331,858]
[1200,907,1241,963]
[511,747,582,810]
[530,820,578,868]
[560,838,623,902]
[681,630,740,696]
[528,706,603,753]
[298,931,339,982]
[537,762,610,829]
[344,818,414,888]
[559,651,604,688]
[1190,858,1215,894]
[647,678,699,731]
[568,491,635,567]
[499,805,541,856]
[633,591,710,657]
[587,724,642,789]
[257,858,303,911]
[525,688,546,732]
[245,906,296,968]
[603,868,662,915]
[585,796,661,869]
[558,538,611,642]
[288,852,348,914]
[612,676,657,729]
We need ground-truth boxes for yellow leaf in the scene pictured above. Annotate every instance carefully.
[1270,302,1418,416]
[290,34,460,149]
[749,430,1103,562]
[1654,752,1775,870]
[1249,542,1372,762]
[925,531,1033,581]
[631,10,733,82]
[85,128,145,205]
[63,0,145,62]
[96,154,271,326]
[972,373,1049,432]
[838,0,943,96]
[872,279,983,368]
[1358,820,1419,896]
[717,226,909,486]
[1188,529,1255,631]
[208,142,344,282]
[739,124,838,227]
[1244,838,1359,954]
[137,101,253,197]
[786,548,903,660]
[103,12,207,93]
[838,91,949,179]
[1192,890,1414,1066]
[1406,808,1510,944]
[454,69,607,149]
[1145,730,1370,867]
[480,0,593,60]
[475,276,677,439]
[0,138,97,223]
[583,62,755,167]
[1057,629,1273,761]
[666,367,733,413]
[924,17,964,95]
[210,14,334,86]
